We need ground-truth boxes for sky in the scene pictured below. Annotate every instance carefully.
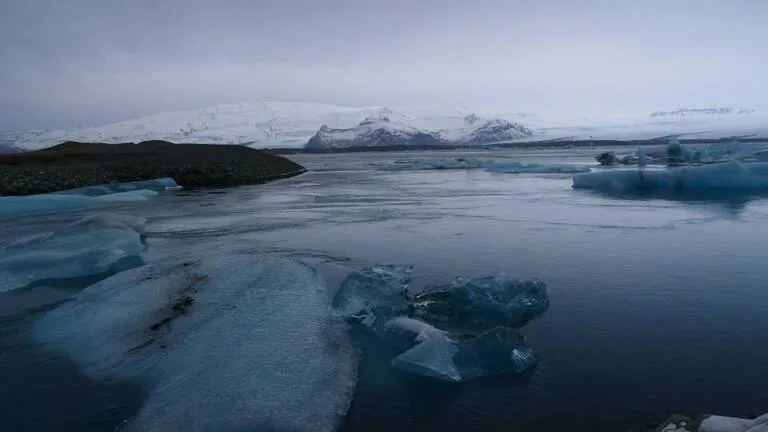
[1,0,767,132]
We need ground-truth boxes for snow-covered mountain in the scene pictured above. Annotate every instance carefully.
[305,114,535,149]
[306,117,444,149]
[1,102,534,151]
[3,101,768,151]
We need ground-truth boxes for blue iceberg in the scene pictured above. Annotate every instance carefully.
[0,178,180,218]
[572,161,768,192]
[383,317,538,382]
[35,255,357,432]
[0,214,146,292]
[331,264,413,327]
[332,266,549,382]
[410,275,550,333]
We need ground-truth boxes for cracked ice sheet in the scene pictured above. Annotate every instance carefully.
[34,254,358,432]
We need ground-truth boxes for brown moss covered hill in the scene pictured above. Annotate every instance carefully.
[0,140,307,196]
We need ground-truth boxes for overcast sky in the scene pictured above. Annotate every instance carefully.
[1,0,766,132]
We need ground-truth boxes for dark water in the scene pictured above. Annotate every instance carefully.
[2,148,768,431]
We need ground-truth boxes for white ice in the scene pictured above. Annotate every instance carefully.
[0,178,179,218]
[34,254,358,432]
[572,161,768,192]
[0,214,146,292]
[699,413,768,432]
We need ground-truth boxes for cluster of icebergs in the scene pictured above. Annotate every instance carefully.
[574,139,768,193]
[331,265,549,382]
[373,157,591,174]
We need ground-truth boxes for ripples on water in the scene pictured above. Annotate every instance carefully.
[3,148,768,431]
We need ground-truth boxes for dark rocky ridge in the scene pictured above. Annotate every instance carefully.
[0,140,306,196]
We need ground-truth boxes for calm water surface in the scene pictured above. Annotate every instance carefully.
[2,148,768,431]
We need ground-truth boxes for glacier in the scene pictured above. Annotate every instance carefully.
[34,254,358,432]
[331,265,549,382]
[0,214,146,292]
[572,161,768,192]
[0,178,179,218]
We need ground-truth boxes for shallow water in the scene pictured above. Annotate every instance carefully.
[2,148,768,431]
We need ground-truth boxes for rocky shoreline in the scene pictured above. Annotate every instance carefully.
[0,141,306,196]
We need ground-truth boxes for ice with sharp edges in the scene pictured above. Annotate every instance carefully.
[34,254,358,432]
[572,161,768,192]
[485,162,591,174]
[410,275,550,333]
[331,264,414,327]
[0,178,180,218]
[0,214,146,292]
[332,266,548,382]
[383,317,538,382]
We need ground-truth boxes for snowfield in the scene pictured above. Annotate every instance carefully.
[2,102,768,150]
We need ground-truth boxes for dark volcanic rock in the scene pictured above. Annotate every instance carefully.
[0,141,306,196]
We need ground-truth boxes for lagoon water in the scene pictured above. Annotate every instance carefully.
[2,148,768,431]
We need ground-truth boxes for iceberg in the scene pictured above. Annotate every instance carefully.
[332,266,549,382]
[0,178,179,218]
[485,162,591,174]
[56,177,181,196]
[0,214,146,292]
[384,318,538,382]
[410,275,550,333]
[34,255,358,432]
[572,161,768,192]
[373,157,494,171]
[331,264,413,327]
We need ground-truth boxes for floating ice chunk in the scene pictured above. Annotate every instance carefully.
[637,146,647,167]
[410,275,550,333]
[0,178,180,218]
[56,177,181,197]
[486,162,591,174]
[385,318,537,382]
[0,214,146,292]
[384,317,461,382]
[0,189,160,218]
[451,327,538,379]
[35,255,358,432]
[573,161,768,192]
[373,157,494,171]
[331,264,413,327]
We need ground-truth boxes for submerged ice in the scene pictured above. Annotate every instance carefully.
[332,265,549,382]
[34,254,357,432]
[0,214,146,292]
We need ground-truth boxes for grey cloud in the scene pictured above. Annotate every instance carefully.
[1,0,767,131]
